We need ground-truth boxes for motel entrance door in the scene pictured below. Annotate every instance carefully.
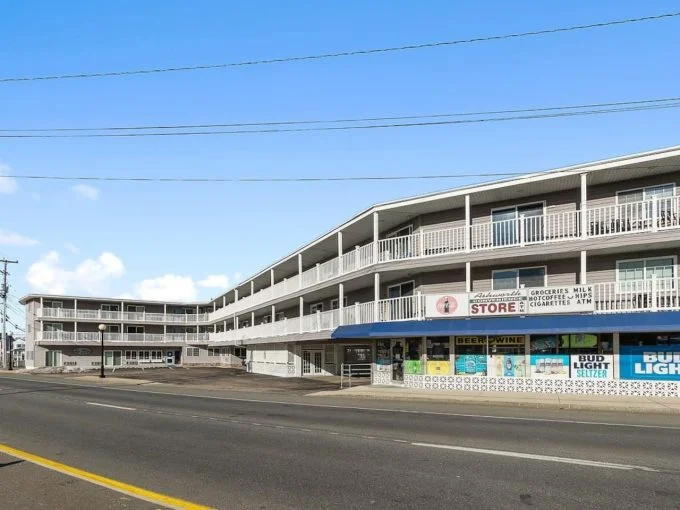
[302,350,323,376]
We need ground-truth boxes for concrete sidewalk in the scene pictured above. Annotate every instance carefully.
[310,385,680,414]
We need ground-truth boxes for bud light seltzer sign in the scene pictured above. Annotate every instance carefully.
[620,346,680,381]
[570,354,613,379]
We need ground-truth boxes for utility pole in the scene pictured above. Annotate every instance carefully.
[1,259,19,370]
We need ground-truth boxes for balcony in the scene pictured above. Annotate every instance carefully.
[208,278,680,344]
[36,308,210,324]
[36,332,211,344]
[211,195,680,321]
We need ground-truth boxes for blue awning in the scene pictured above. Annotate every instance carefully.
[331,311,680,339]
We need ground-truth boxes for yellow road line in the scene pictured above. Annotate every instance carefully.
[0,444,214,510]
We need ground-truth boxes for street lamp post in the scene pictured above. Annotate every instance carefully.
[98,324,107,378]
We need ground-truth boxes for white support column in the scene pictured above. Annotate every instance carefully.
[373,272,380,321]
[250,281,254,296]
[337,231,343,274]
[299,296,304,333]
[464,194,471,252]
[223,320,227,332]
[251,311,255,327]
[234,288,239,302]
[338,283,344,325]
[213,302,216,313]
[270,269,275,287]
[163,304,167,322]
[372,212,379,263]
[613,332,620,380]
[234,314,238,330]
[222,296,226,308]
[298,253,303,289]
[580,250,587,285]
[465,262,471,292]
[580,173,588,238]
[271,305,276,323]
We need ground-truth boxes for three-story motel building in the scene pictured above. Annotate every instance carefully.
[21,145,680,397]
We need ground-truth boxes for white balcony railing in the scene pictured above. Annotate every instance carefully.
[36,308,209,323]
[206,277,680,345]
[36,332,210,343]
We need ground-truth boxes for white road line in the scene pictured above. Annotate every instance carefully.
[411,442,659,472]
[6,376,680,431]
[86,402,136,411]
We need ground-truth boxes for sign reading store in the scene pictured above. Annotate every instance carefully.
[425,285,594,318]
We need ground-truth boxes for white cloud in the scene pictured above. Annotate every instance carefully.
[134,274,197,301]
[0,163,19,194]
[72,184,100,200]
[117,292,135,299]
[65,242,79,254]
[26,251,125,295]
[0,229,39,247]
[197,274,231,289]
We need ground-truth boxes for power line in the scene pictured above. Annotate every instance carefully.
[4,162,679,185]
[2,102,680,139]
[2,12,678,83]
[2,96,680,133]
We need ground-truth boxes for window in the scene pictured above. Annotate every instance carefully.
[310,302,324,314]
[386,225,413,238]
[126,305,145,312]
[492,267,546,290]
[44,323,64,332]
[151,350,163,361]
[492,202,544,245]
[125,351,137,360]
[617,183,674,204]
[187,347,200,357]
[45,350,62,367]
[106,324,121,333]
[126,326,144,334]
[101,304,120,311]
[387,281,415,299]
[44,301,63,309]
[330,297,348,310]
[617,257,676,291]
[208,347,226,356]
[139,351,151,362]
[104,351,122,366]
[427,337,450,361]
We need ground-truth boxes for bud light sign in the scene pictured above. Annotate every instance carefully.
[619,346,680,381]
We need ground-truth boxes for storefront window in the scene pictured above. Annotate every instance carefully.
[619,332,680,381]
[620,332,680,347]
[454,336,487,375]
[530,334,613,355]
[426,337,451,375]
[404,338,423,374]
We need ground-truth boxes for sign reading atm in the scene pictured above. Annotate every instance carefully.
[425,286,594,318]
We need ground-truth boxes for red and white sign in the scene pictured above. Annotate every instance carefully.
[468,290,526,316]
[425,294,468,318]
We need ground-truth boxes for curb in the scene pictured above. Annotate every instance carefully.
[307,391,680,415]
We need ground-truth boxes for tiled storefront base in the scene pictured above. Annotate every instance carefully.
[400,374,680,398]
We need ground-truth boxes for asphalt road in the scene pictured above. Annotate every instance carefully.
[1,375,680,509]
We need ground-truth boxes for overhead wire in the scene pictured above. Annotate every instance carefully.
[2,96,680,133]
[1,12,678,83]
[2,101,680,138]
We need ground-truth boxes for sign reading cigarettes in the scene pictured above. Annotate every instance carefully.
[425,286,594,318]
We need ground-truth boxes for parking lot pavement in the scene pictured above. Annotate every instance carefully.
[31,367,368,394]
[0,453,161,510]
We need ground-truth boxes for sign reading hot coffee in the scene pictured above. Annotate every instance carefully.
[527,286,594,314]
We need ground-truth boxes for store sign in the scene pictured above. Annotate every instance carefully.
[468,290,526,316]
[404,360,424,375]
[530,354,570,378]
[455,336,524,346]
[425,286,595,319]
[72,347,92,356]
[570,354,613,379]
[620,346,680,381]
[425,294,468,318]
[454,354,487,376]
[527,286,594,314]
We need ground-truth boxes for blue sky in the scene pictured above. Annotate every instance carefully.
[1,1,679,330]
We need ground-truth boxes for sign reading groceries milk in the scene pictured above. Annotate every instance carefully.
[425,286,594,318]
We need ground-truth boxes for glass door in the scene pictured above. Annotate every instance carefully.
[391,339,405,382]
